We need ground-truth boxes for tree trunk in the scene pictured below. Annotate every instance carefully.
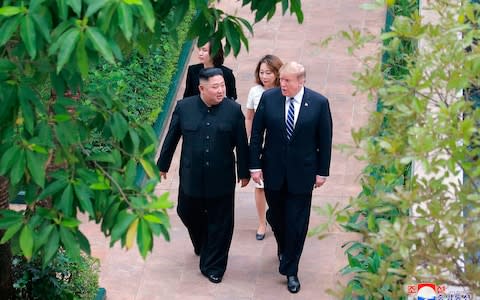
[0,176,13,299]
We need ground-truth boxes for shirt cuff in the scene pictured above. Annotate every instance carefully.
[250,169,262,173]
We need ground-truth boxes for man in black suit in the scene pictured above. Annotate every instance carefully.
[249,61,333,293]
[157,68,250,284]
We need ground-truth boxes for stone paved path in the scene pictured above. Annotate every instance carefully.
[81,1,385,299]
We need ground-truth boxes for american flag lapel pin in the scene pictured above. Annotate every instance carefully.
[304,102,308,107]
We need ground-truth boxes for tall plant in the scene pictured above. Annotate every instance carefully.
[316,0,480,298]
[0,0,304,277]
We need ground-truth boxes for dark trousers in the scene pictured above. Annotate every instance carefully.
[177,188,235,277]
[264,182,312,276]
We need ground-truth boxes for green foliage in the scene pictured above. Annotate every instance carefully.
[12,250,99,300]
[0,0,305,268]
[314,0,480,298]
[87,11,193,124]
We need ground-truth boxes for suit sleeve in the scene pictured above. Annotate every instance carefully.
[157,103,182,172]
[234,106,250,179]
[249,94,266,169]
[316,98,333,176]
[224,69,237,100]
[183,66,194,98]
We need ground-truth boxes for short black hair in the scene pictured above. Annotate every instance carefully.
[199,67,224,81]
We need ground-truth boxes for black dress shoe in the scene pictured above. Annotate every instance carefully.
[287,275,300,293]
[255,232,265,240]
[202,272,222,284]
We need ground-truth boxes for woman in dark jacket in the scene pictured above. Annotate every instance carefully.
[183,40,237,100]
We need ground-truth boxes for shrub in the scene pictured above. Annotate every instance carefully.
[12,250,99,300]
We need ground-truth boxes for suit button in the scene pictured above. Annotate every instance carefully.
[205,162,209,166]
[206,136,210,139]
[205,149,209,153]
[206,122,210,126]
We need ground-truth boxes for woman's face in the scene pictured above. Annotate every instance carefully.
[259,63,276,89]
[197,43,212,65]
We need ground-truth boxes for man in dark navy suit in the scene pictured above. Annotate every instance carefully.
[157,68,250,284]
[249,61,333,293]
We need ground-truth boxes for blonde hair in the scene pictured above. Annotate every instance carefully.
[279,61,306,81]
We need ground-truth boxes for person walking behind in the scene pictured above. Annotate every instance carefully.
[183,40,237,100]
[157,68,250,284]
[249,62,333,293]
[245,54,283,240]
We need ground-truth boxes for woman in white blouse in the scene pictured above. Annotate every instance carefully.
[246,54,283,240]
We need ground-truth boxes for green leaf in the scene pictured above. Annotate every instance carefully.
[34,224,54,251]
[31,11,52,43]
[128,128,140,155]
[60,226,80,259]
[0,145,20,175]
[74,182,95,216]
[38,178,68,199]
[89,180,110,190]
[143,214,163,224]
[61,217,81,228]
[76,230,91,254]
[56,28,80,73]
[0,59,16,72]
[20,15,37,59]
[43,227,60,267]
[87,152,116,163]
[123,0,142,4]
[19,225,34,260]
[101,201,121,234]
[57,184,74,216]
[18,86,35,134]
[29,0,48,12]
[0,16,21,47]
[124,159,137,186]
[141,143,155,156]
[0,211,23,229]
[118,3,133,41]
[139,0,155,31]
[76,34,89,78]
[110,210,136,243]
[10,149,26,185]
[137,218,152,258]
[85,27,115,63]
[111,112,128,140]
[147,192,172,210]
[290,0,303,23]
[85,0,108,18]
[0,6,24,16]
[0,221,23,244]
[56,0,68,20]
[26,150,46,187]
[223,19,241,56]
[125,217,138,249]
[66,0,82,16]
[140,158,157,179]
[237,17,253,35]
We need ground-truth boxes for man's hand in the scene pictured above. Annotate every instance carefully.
[239,178,250,187]
[250,170,263,185]
[160,172,167,180]
[314,175,326,188]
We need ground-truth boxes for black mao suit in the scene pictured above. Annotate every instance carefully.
[183,64,237,100]
[157,95,249,277]
[249,87,333,276]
